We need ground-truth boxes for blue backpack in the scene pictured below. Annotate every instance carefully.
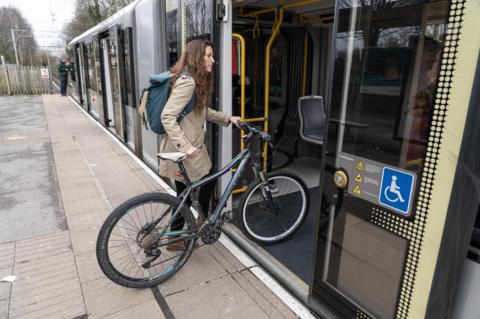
[138,71,195,135]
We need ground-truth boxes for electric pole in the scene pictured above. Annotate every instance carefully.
[11,29,33,66]
[11,29,20,66]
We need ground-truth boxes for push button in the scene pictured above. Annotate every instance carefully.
[333,170,348,189]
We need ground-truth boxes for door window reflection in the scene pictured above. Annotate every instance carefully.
[329,1,448,175]
[185,0,212,41]
[166,0,179,67]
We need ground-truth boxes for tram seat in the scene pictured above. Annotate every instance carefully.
[297,96,326,145]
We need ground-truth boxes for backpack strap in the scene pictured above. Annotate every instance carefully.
[175,70,195,123]
[178,70,193,78]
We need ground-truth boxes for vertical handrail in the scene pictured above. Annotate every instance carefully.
[263,7,284,171]
[302,33,309,96]
[232,33,249,195]
[232,34,246,151]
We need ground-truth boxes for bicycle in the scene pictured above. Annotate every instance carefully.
[96,122,310,288]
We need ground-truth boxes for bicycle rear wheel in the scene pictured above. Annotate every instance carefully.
[96,192,196,288]
[238,172,310,244]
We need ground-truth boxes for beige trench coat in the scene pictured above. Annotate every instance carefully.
[158,74,230,182]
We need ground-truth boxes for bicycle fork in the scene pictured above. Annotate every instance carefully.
[256,170,280,216]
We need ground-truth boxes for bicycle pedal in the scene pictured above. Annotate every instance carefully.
[224,210,235,223]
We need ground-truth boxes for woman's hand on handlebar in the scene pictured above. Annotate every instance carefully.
[229,116,242,127]
[185,147,200,158]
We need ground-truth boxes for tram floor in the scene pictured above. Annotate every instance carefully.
[230,156,322,284]
[231,186,320,285]
[261,186,320,284]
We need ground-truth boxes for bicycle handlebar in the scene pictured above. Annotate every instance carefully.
[237,122,271,142]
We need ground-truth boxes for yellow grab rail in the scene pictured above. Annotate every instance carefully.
[232,33,246,152]
[263,7,284,171]
[232,33,250,195]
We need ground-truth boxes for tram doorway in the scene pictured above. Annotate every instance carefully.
[225,0,336,299]
[221,0,479,318]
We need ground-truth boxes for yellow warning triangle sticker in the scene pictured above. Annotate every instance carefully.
[355,174,363,183]
[355,162,364,170]
[353,186,361,194]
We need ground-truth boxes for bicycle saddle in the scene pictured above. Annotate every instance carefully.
[157,152,186,162]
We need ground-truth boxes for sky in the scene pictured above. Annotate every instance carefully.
[0,0,76,54]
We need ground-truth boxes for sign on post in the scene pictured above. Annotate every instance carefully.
[40,68,50,79]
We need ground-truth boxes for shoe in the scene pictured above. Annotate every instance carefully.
[195,217,204,230]
[166,241,186,251]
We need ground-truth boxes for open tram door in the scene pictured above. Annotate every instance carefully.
[310,0,480,318]
[98,26,126,141]
[74,43,87,108]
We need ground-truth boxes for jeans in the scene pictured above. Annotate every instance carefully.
[60,74,68,95]
[170,168,216,231]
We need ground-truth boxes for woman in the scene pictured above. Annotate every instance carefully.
[159,39,241,250]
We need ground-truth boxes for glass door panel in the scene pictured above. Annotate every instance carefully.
[108,26,125,140]
[312,0,450,318]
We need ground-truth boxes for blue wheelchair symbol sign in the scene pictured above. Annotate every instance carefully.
[379,167,415,215]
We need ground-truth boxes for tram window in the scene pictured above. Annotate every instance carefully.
[123,30,132,106]
[330,1,449,174]
[86,43,95,90]
[67,49,76,82]
[185,0,212,41]
[165,0,179,67]
[93,40,102,96]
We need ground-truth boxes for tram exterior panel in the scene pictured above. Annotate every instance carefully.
[67,0,480,318]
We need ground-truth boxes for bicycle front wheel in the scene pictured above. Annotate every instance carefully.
[238,172,310,244]
[96,192,196,288]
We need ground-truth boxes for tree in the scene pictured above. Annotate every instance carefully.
[64,0,134,44]
[185,0,212,40]
[0,7,38,65]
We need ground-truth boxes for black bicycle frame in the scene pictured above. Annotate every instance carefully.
[153,147,253,243]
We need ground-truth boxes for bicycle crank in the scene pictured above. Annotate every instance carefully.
[199,223,221,244]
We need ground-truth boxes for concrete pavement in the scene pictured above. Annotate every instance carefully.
[0,95,302,319]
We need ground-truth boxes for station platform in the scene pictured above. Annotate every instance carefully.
[0,94,313,319]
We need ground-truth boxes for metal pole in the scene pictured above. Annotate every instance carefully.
[11,29,20,66]
[46,51,53,94]
[29,48,33,66]
[1,55,12,95]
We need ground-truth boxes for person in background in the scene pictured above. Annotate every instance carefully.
[406,37,443,163]
[58,58,72,96]
[159,39,241,251]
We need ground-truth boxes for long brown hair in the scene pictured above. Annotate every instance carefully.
[170,39,214,112]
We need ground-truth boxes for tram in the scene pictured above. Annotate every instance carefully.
[68,0,480,318]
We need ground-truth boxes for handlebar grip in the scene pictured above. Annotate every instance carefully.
[261,132,271,142]
[239,122,271,141]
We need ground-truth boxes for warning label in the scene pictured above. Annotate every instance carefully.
[353,186,361,194]
[336,152,417,216]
